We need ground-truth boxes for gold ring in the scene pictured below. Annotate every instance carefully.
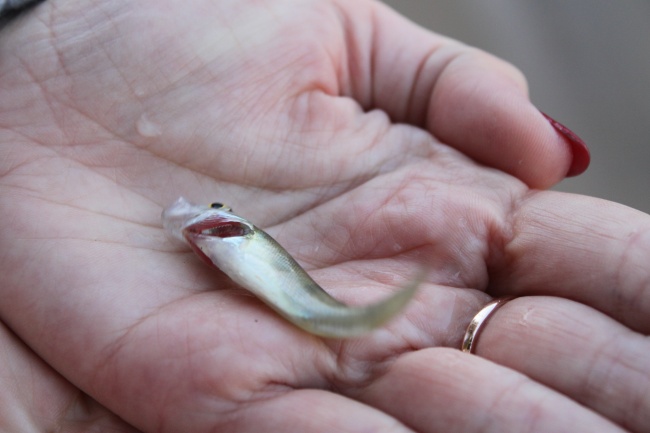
[461,297,513,353]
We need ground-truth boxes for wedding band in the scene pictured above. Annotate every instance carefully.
[461,297,513,353]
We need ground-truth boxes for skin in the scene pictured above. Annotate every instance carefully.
[0,0,648,432]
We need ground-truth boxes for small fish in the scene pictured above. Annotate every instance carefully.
[162,197,420,338]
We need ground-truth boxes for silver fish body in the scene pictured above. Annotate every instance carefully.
[162,197,418,338]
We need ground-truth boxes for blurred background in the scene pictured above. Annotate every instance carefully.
[382,0,650,214]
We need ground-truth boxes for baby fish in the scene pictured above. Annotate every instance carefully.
[162,197,419,338]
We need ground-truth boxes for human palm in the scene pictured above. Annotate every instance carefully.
[1,0,648,432]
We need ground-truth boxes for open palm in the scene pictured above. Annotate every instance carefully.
[1,1,648,432]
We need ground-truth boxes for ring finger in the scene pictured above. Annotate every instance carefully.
[469,296,650,433]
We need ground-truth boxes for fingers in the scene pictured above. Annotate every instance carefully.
[357,348,624,433]
[227,389,414,433]
[336,1,584,188]
[474,296,650,433]
[0,321,66,432]
[0,321,140,433]
[489,191,650,333]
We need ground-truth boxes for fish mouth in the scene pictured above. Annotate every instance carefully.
[184,215,254,239]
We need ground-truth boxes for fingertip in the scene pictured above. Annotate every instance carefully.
[507,107,579,188]
[541,112,591,177]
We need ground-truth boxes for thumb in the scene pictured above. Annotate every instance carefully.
[335,0,589,188]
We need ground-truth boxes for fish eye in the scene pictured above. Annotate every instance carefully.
[210,202,232,212]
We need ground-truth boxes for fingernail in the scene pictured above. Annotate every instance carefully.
[542,112,591,177]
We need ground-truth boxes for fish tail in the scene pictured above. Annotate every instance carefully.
[300,271,425,338]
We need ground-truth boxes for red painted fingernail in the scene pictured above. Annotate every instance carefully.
[542,112,591,177]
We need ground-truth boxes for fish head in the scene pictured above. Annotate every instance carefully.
[162,197,254,268]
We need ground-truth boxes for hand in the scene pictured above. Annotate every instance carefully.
[1,0,646,432]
